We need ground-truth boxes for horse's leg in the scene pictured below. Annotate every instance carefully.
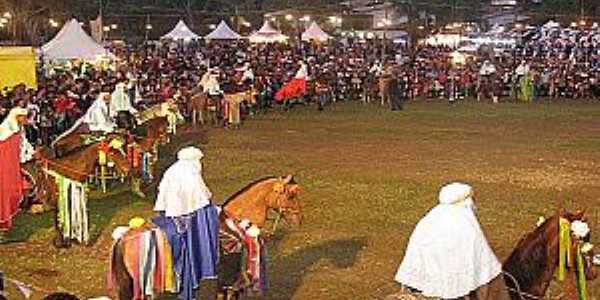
[112,243,135,300]
[199,109,205,126]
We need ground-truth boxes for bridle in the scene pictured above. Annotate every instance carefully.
[268,185,301,234]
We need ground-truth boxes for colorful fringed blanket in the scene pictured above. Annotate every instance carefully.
[107,227,176,300]
[220,216,269,296]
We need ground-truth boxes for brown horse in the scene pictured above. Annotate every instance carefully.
[188,91,222,127]
[109,175,302,300]
[502,209,597,300]
[27,145,133,246]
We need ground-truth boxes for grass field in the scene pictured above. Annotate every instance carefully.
[1,100,600,299]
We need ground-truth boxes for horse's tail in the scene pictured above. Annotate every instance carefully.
[107,239,134,300]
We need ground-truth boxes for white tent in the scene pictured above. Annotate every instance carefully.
[301,21,332,41]
[162,20,201,40]
[42,19,112,61]
[249,21,288,43]
[204,20,243,40]
[543,20,561,29]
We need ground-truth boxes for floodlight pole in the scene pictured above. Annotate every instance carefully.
[382,7,387,63]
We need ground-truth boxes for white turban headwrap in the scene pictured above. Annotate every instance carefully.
[438,182,473,205]
[154,146,212,217]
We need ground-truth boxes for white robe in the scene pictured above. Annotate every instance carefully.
[53,95,116,147]
[154,159,212,217]
[0,108,34,163]
[395,202,502,299]
[110,82,137,116]
[202,75,222,96]
[82,96,116,132]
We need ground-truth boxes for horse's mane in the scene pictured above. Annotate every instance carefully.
[503,215,558,292]
[222,176,278,207]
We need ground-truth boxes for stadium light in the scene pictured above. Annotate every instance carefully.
[145,24,153,30]
[285,14,293,21]
[209,24,216,29]
[103,26,110,32]
[110,24,118,30]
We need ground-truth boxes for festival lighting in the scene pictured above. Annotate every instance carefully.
[242,21,251,27]
[3,12,11,19]
[270,17,276,22]
[285,14,293,21]
[209,24,216,29]
[0,17,8,24]
[579,20,586,26]
[570,22,577,27]
[418,25,425,30]
[103,26,110,32]
[300,15,310,22]
[145,24,153,30]
[110,24,118,30]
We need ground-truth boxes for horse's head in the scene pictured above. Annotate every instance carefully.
[268,175,303,227]
[561,209,598,281]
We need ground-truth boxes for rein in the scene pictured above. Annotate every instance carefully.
[503,271,562,300]
[269,189,301,234]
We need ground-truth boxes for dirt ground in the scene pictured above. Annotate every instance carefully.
[1,100,599,299]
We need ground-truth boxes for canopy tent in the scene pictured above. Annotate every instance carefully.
[204,20,243,40]
[249,21,288,43]
[301,22,332,42]
[543,20,560,29]
[162,20,201,40]
[0,47,37,91]
[42,19,113,61]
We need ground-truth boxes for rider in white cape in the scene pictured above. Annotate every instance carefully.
[394,182,510,299]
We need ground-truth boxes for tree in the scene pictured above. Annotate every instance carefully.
[0,0,73,44]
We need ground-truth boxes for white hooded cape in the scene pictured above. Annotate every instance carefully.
[154,147,212,217]
[52,93,116,147]
[0,107,34,163]
[395,184,502,299]
[110,82,138,116]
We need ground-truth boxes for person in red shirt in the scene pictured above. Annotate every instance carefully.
[53,91,76,132]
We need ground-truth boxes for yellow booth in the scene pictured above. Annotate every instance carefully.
[0,47,37,91]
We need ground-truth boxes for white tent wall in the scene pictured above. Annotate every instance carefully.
[41,19,113,61]
[248,21,287,43]
[204,20,243,40]
[162,20,201,40]
[301,21,332,41]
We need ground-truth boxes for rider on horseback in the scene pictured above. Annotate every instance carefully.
[152,146,220,300]
[394,182,511,300]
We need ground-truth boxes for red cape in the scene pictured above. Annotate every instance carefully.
[0,133,23,231]
[274,78,306,103]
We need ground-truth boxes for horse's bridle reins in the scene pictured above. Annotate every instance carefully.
[503,216,594,300]
[268,181,301,233]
